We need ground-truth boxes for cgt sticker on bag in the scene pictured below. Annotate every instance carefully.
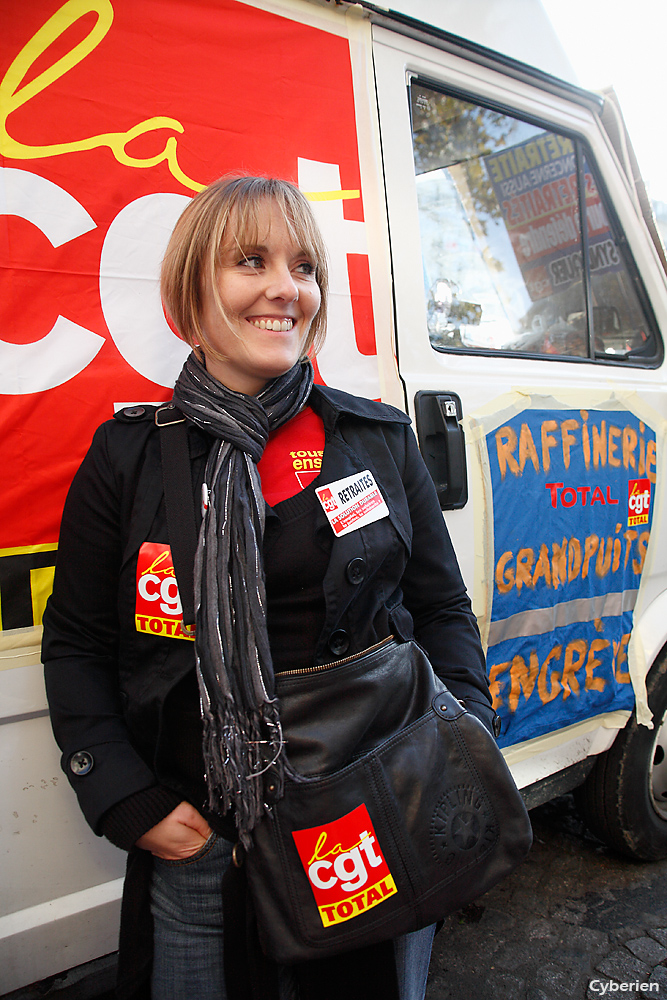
[292,803,397,928]
[316,471,389,538]
[135,542,194,641]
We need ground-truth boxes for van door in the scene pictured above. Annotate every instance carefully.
[373,27,667,800]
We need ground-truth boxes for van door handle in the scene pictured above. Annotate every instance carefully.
[414,391,468,510]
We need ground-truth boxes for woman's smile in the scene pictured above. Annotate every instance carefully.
[247,317,295,331]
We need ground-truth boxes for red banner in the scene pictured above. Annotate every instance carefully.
[1,0,372,630]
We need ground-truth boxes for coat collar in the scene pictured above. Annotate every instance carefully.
[308,383,410,433]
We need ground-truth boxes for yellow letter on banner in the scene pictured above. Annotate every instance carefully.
[0,0,204,191]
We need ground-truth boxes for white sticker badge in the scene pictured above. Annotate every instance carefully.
[316,470,389,537]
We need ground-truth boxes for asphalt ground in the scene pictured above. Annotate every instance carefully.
[6,795,667,1000]
[426,796,667,999]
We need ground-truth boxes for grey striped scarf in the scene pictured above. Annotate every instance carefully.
[173,351,314,847]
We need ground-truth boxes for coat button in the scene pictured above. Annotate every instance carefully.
[328,629,350,656]
[123,406,145,418]
[345,558,366,585]
[70,751,94,775]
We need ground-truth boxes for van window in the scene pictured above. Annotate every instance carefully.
[410,80,659,364]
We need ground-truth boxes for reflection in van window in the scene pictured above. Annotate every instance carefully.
[410,83,657,363]
[582,155,654,358]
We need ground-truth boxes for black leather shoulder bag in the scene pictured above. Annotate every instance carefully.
[248,636,532,963]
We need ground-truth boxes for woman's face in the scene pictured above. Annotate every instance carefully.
[200,200,321,395]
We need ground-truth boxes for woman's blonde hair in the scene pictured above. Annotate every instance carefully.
[160,176,328,362]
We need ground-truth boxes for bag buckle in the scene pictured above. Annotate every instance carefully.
[155,403,185,426]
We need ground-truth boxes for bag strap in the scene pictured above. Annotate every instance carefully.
[156,403,198,635]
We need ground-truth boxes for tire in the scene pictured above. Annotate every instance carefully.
[574,646,667,860]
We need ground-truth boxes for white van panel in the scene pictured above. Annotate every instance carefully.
[369,0,577,83]
[0,879,122,995]
[0,662,125,992]
[635,591,667,675]
[503,711,629,782]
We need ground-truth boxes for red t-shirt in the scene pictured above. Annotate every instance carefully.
[257,405,325,506]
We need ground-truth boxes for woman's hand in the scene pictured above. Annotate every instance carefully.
[136,801,213,860]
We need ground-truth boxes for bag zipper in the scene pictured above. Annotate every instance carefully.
[274,635,394,678]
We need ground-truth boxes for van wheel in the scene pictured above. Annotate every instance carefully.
[574,647,667,860]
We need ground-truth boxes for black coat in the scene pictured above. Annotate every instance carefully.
[43,382,493,997]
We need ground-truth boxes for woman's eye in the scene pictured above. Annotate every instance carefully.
[240,254,263,269]
[295,261,316,276]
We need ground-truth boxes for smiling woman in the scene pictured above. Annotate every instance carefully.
[42,174,496,1000]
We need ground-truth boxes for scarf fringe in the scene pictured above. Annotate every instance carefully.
[202,697,285,850]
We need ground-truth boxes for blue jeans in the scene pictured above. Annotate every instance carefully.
[150,833,434,1000]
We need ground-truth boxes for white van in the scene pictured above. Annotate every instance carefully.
[2,0,666,992]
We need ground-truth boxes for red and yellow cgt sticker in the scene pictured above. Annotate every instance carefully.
[628,478,651,527]
[292,804,397,928]
[135,542,194,641]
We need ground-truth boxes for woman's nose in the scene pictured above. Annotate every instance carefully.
[265,264,299,301]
